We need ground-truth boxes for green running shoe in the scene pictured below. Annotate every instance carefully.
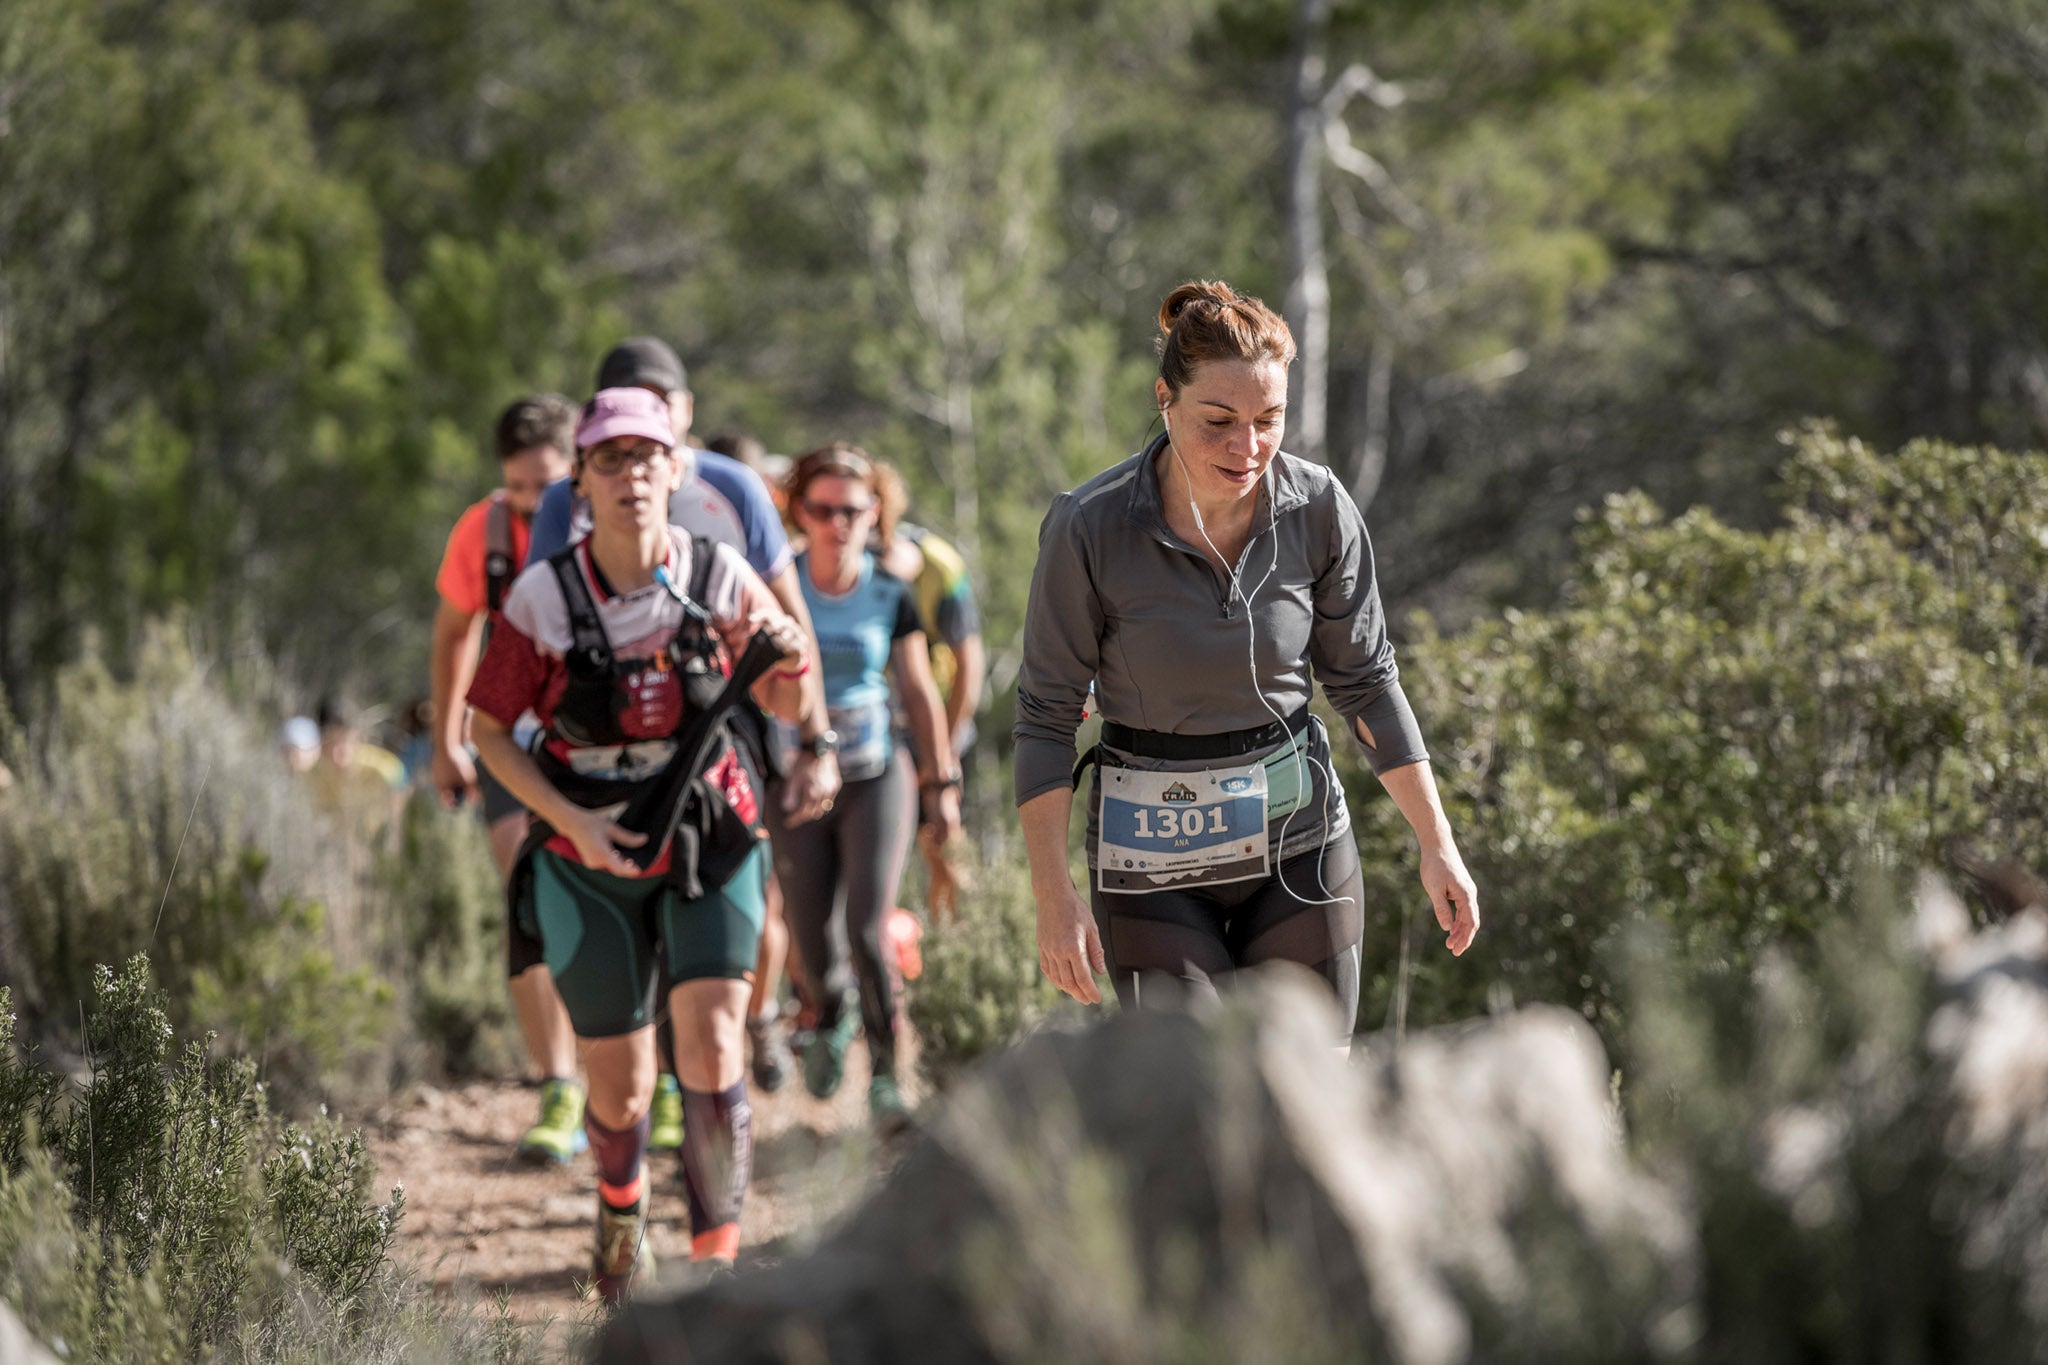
[867,1072,912,1134]
[591,1178,654,1306]
[516,1077,588,1165]
[648,1073,684,1152]
[803,1009,860,1100]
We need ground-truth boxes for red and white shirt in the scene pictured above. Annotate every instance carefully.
[468,529,776,875]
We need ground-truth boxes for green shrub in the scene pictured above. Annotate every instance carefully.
[1345,428,2048,1036]
[908,833,1072,1084]
[0,1144,187,1364]
[61,958,264,1346]
[262,1122,403,1319]
[187,888,396,1110]
[0,626,511,1099]
[0,954,547,1363]
[373,787,517,1081]
[0,994,61,1178]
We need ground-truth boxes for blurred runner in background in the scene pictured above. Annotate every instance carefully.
[428,394,587,1164]
[768,443,960,1133]
[309,696,406,839]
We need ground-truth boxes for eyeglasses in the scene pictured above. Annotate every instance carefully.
[584,443,672,476]
[802,499,875,524]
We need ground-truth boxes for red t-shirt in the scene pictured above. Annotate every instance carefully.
[435,494,532,619]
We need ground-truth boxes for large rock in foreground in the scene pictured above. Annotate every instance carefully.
[0,1302,60,1365]
[599,969,1690,1364]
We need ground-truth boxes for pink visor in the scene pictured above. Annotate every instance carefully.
[576,387,676,451]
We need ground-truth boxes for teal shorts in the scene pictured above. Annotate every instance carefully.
[520,843,767,1039]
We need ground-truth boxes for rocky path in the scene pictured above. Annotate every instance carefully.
[363,1043,898,1349]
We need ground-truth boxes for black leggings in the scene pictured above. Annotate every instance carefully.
[767,763,912,1073]
[1090,838,1365,1036]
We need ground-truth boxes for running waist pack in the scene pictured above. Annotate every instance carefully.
[1072,704,1310,788]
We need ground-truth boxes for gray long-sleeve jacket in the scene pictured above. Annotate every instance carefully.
[1013,437,1427,860]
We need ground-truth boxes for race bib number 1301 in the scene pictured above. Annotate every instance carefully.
[1097,763,1269,893]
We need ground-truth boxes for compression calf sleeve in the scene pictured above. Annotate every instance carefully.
[680,1082,752,1247]
[586,1110,652,1207]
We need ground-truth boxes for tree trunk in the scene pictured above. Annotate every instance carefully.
[945,362,980,571]
[0,294,19,710]
[1283,0,1333,465]
[1352,337,1392,512]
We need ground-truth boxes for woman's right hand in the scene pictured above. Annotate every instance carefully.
[1036,876,1106,1005]
[556,802,647,877]
[431,741,479,810]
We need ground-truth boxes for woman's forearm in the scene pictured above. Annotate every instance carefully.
[1373,759,1455,855]
[1019,787,1077,892]
[429,601,485,752]
[892,637,957,784]
[904,686,952,784]
[944,633,985,751]
[765,562,832,740]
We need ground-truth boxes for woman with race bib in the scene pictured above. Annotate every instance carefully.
[767,441,961,1129]
[1014,280,1480,1029]
[467,387,809,1299]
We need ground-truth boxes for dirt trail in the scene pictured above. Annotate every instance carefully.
[363,1043,898,1337]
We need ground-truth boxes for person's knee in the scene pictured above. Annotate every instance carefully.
[671,992,743,1051]
[668,980,750,1088]
[583,1036,657,1128]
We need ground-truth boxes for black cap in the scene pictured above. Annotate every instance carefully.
[596,337,687,394]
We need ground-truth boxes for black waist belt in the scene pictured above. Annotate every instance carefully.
[1074,705,1311,787]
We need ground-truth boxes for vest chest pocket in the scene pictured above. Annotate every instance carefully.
[1097,762,1271,893]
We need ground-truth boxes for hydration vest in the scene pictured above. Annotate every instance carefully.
[509,540,790,912]
[542,536,725,758]
[527,536,767,893]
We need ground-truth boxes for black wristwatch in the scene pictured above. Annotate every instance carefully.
[800,729,839,757]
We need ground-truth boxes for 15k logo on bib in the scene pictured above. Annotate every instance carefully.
[1097,763,1269,892]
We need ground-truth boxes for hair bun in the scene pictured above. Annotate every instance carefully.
[1157,279,1239,335]
[1152,278,1296,394]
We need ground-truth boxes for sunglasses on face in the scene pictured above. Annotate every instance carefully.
[802,499,874,524]
[584,443,673,476]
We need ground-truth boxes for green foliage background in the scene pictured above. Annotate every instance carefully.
[1,0,2044,1090]
[9,0,2048,713]
[1345,425,2048,1035]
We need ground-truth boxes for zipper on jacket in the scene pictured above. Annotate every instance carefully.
[1149,526,1261,619]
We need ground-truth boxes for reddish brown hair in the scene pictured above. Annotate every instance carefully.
[1155,280,1296,398]
[785,440,902,547]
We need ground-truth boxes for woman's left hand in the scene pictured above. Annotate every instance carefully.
[921,783,962,846]
[1420,845,1480,957]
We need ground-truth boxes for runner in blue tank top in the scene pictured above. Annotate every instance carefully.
[765,442,961,1131]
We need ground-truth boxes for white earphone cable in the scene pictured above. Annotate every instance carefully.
[1163,413,1356,912]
